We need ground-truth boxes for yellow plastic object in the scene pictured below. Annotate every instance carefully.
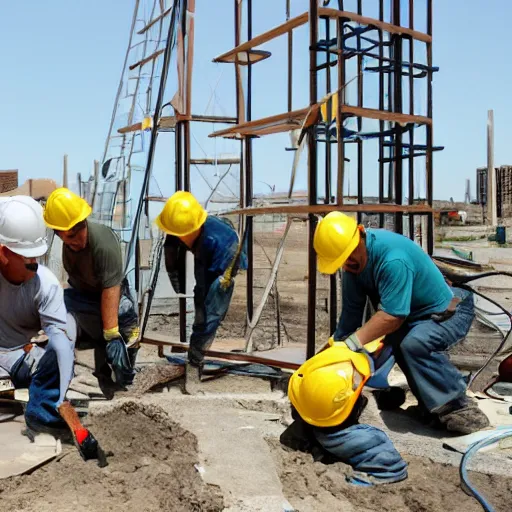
[43,188,92,231]
[155,191,207,237]
[320,93,338,123]
[288,342,372,428]
[313,211,360,274]
[141,117,153,131]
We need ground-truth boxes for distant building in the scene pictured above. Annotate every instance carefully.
[476,165,512,219]
[0,170,18,193]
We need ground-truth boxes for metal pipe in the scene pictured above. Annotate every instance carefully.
[378,0,385,228]
[287,0,293,112]
[246,0,254,322]
[393,0,403,235]
[356,0,363,224]
[336,17,345,206]
[408,0,415,240]
[426,0,434,254]
[307,0,318,360]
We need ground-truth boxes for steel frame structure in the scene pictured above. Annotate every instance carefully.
[202,0,438,358]
[128,0,439,361]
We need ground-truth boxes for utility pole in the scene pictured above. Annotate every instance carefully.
[63,154,68,188]
[487,110,497,226]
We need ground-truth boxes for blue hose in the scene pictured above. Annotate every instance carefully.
[459,427,512,511]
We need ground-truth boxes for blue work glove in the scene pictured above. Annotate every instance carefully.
[105,336,136,387]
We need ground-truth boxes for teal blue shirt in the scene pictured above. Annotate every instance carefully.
[336,229,453,338]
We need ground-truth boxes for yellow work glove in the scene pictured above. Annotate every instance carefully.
[103,326,121,342]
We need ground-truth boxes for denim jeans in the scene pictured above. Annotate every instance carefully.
[313,423,408,485]
[64,286,139,379]
[9,348,67,433]
[189,277,234,367]
[387,286,475,413]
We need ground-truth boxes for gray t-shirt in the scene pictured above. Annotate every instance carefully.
[0,265,74,404]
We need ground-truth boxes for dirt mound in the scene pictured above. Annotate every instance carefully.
[0,402,224,512]
[269,439,512,512]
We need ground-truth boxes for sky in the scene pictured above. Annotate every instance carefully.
[0,0,510,203]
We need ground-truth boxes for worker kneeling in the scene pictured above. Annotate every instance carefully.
[313,212,489,434]
[0,197,76,436]
[156,191,246,393]
[286,339,408,485]
[43,188,138,398]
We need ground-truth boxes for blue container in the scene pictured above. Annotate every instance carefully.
[496,226,506,244]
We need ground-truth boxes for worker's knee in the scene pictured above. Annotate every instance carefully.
[399,331,430,359]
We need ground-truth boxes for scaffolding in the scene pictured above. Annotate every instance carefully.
[94,0,440,363]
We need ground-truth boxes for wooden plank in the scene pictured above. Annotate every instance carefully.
[129,48,165,70]
[342,105,432,126]
[191,115,238,124]
[209,107,310,138]
[224,203,433,216]
[213,12,309,63]
[190,158,241,165]
[159,116,177,129]
[319,8,432,43]
[142,333,302,371]
[146,195,167,202]
[137,7,172,35]
[209,103,430,139]
[215,50,272,65]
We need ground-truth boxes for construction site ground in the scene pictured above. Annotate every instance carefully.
[1,224,512,511]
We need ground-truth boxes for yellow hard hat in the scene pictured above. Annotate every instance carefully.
[288,340,372,428]
[313,211,360,274]
[43,188,92,231]
[155,191,207,237]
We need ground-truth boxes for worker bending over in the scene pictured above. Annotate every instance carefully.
[286,338,408,485]
[0,198,78,436]
[156,191,246,392]
[43,188,138,397]
[313,212,489,434]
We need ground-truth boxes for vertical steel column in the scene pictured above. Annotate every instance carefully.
[426,0,434,254]
[324,16,337,335]
[336,17,345,206]
[307,0,318,359]
[356,0,363,224]
[287,0,293,113]
[378,0,385,228]
[393,0,403,234]
[408,0,415,241]
[245,0,254,322]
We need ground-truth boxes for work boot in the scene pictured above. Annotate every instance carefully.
[439,401,490,435]
[184,363,203,395]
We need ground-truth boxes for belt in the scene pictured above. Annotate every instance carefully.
[430,296,462,323]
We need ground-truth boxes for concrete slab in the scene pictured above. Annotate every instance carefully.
[0,420,61,479]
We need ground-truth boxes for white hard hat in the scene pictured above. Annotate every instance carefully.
[0,196,48,257]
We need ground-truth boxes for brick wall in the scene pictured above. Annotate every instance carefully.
[0,170,18,193]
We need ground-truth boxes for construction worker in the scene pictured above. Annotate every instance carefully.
[0,197,79,435]
[285,338,408,485]
[312,211,490,434]
[156,191,246,392]
[43,188,138,398]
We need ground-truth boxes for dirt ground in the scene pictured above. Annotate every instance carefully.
[0,402,224,512]
[270,439,512,512]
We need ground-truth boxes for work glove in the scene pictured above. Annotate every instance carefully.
[343,333,365,353]
[104,330,136,387]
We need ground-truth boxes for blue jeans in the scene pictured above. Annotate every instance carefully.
[189,277,234,367]
[387,286,474,413]
[10,349,67,433]
[64,286,139,379]
[313,423,408,485]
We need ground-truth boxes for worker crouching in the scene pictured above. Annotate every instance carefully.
[156,191,246,393]
[285,339,408,485]
[313,211,489,434]
[0,197,76,436]
[43,188,139,398]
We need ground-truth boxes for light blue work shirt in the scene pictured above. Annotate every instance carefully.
[336,229,453,338]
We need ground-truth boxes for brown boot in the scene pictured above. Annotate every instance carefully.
[439,401,490,435]
[184,363,203,395]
